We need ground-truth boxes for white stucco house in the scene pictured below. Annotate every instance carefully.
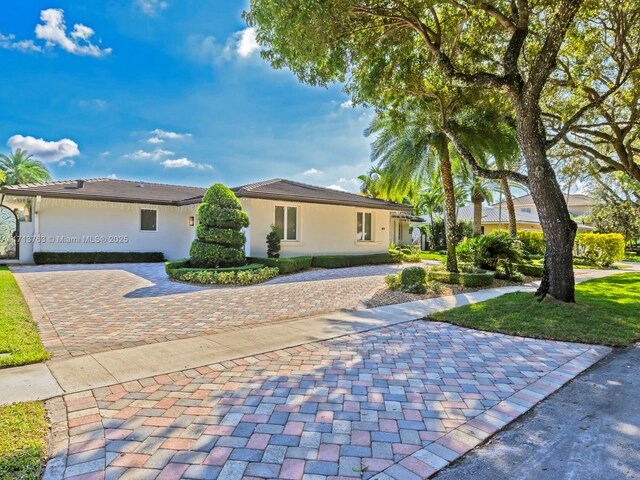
[0,178,413,264]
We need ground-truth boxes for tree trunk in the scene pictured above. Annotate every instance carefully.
[472,193,483,236]
[501,177,517,237]
[440,139,459,272]
[515,101,577,301]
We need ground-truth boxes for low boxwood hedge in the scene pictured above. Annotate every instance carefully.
[249,256,313,274]
[312,253,401,269]
[426,269,494,287]
[34,251,164,265]
[515,263,544,277]
[165,260,277,285]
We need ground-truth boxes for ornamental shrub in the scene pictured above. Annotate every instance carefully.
[517,230,545,255]
[400,266,427,294]
[384,272,402,290]
[575,233,626,267]
[475,231,523,272]
[190,184,249,268]
[266,224,281,258]
[250,256,313,274]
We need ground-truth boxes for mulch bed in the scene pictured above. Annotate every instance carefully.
[366,277,536,308]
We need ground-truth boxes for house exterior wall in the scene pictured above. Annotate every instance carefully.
[21,197,197,263]
[389,218,412,246]
[241,197,391,258]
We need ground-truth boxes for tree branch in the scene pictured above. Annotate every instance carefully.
[440,124,529,186]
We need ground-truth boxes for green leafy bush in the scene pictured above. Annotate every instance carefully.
[33,251,164,264]
[426,269,494,287]
[426,280,444,294]
[401,266,427,293]
[575,233,626,267]
[312,253,400,268]
[190,184,249,268]
[456,237,480,264]
[266,224,281,258]
[517,230,545,255]
[250,256,313,274]
[384,272,401,290]
[166,261,278,285]
[399,245,422,262]
[515,263,544,277]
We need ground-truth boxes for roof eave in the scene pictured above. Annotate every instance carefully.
[236,191,413,211]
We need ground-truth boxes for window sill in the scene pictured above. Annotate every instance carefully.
[354,240,381,246]
[281,241,304,247]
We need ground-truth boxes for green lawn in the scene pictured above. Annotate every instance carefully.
[624,254,640,263]
[0,266,50,368]
[420,251,446,262]
[0,401,48,480]
[430,273,640,346]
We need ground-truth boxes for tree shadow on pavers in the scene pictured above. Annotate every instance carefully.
[264,264,404,285]
[61,322,596,480]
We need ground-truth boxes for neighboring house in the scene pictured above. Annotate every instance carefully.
[456,204,595,235]
[494,193,596,218]
[456,204,542,234]
[0,178,411,263]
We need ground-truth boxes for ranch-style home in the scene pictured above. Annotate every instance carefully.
[0,178,413,264]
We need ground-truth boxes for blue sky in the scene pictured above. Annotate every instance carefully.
[0,1,373,191]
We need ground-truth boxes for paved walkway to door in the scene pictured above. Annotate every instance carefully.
[44,320,608,480]
[11,263,404,358]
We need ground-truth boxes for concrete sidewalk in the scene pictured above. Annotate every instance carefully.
[0,285,536,405]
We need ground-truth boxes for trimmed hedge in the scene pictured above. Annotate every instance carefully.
[517,230,545,255]
[426,270,494,287]
[165,260,277,285]
[34,251,164,265]
[195,225,246,248]
[250,256,313,274]
[401,266,427,294]
[190,240,246,268]
[312,253,401,269]
[197,204,250,230]
[515,263,544,277]
[575,233,626,267]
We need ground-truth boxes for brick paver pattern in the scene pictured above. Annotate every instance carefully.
[52,321,607,480]
[13,263,402,357]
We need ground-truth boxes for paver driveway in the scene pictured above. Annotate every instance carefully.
[12,263,403,357]
[46,320,608,480]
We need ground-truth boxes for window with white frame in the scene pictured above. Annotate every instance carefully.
[275,205,298,241]
[140,209,157,231]
[356,211,372,241]
[521,207,532,213]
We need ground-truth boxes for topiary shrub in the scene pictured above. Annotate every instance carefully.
[517,230,545,255]
[190,184,249,268]
[266,224,281,258]
[400,266,427,294]
[575,233,626,267]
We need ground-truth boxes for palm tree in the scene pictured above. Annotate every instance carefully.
[0,149,51,186]
[366,111,461,272]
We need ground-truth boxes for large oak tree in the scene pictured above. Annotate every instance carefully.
[245,0,637,301]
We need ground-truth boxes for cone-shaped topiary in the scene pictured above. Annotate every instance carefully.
[190,183,249,268]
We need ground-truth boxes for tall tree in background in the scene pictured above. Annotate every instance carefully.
[245,0,638,301]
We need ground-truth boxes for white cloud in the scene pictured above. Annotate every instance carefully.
[7,134,80,164]
[35,8,112,57]
[59,159,75,167]
[106,173,117,179]
[147,137,164,144]
[150,129,192,140]
[326,184,348,192]
[100,150,111,156]
[124,148,174,161]
[303,168,322,176]
[235,28,259,58]
[135,0,169,16]
[162,158,212,170]
[338,177,359,186]
[0,32,42,52]
[78,98,108,110]
[340,100,354,109]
